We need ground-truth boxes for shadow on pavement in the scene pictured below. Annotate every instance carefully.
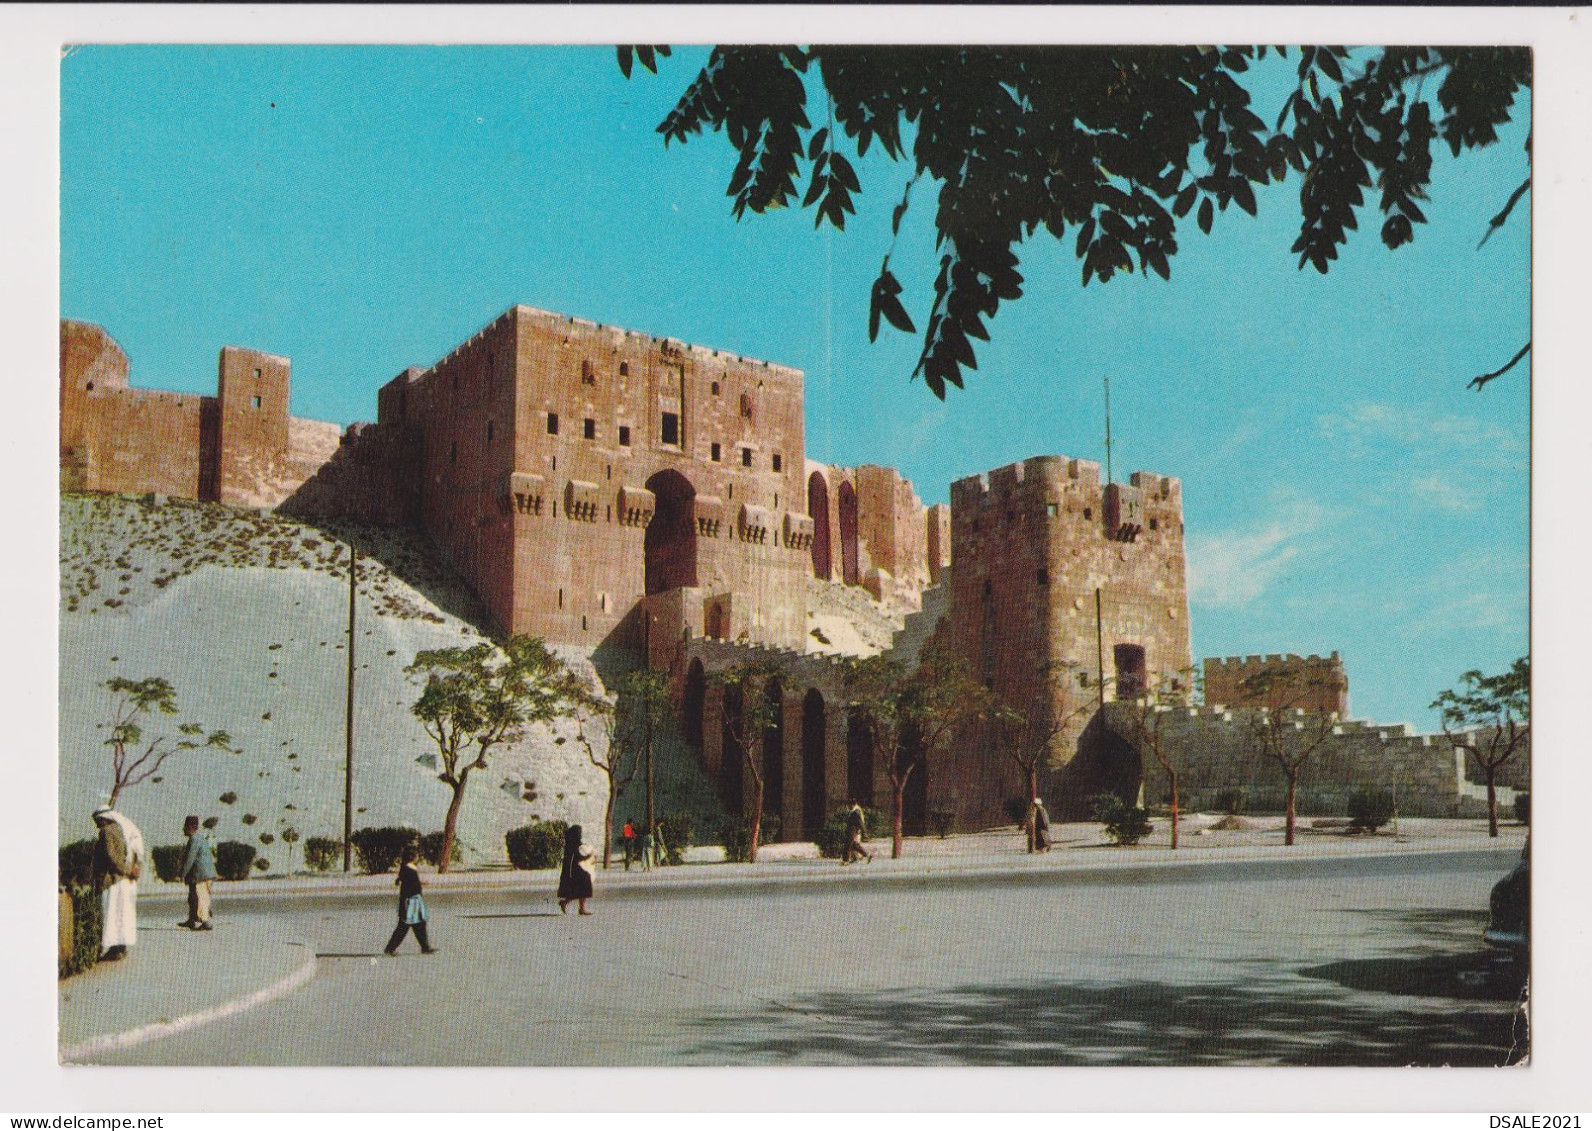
[684,954,1527,1066]
[457,912,564,920]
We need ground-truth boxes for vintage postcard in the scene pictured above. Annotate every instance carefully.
[16,3,1591,1115]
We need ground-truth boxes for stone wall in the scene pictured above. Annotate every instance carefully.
[1115,704,1531,817]
[1203,652,1350,717]
[60,320,345,509]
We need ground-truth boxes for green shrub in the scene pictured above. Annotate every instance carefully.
[304,837,342,872]
[1215,788,1247,816]
[657,814,695,866]
[350,826,420,874]
[1347,787,1396,832]
[215,840,257,880]
[60,885,103,979]
[1090,793,1153,846]
[419,831,463,868]
[814,807,888,858]
[150,844,186,883]
[505,821,567,870]
[1514,793,1529,824]
[58,839,97,889]
[928,808,957,839]
[720,814,782,863]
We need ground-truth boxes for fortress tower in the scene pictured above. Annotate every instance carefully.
[939,455,1193,821]
[377,306,815,650]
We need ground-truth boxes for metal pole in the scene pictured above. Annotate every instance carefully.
[343,542,356,872]
[1095,587,1106,710]
[1104,376,1113,485]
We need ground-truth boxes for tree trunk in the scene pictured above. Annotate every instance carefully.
[601,776,615,870]
[1026,767,1038,853]
[1285,773,1298,847]
[892,779,906,859]
[1486,765,1499,838]
[1169,771,1180,851]
[644,725,656,869]
[749,783,764,864]
[439,773,469,874]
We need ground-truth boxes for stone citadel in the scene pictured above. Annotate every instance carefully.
[60,311,1526,834]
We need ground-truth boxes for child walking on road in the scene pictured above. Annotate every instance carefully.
[385,844,437,956]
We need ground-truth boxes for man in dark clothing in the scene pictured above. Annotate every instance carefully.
[385,844,436,955]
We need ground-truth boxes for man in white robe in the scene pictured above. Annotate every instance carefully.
[91,805,144,961]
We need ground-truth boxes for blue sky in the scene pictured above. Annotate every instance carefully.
[60,45,1530,731]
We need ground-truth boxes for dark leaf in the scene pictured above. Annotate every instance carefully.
[1197,197,1214,234]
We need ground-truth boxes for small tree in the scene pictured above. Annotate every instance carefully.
[1239,665,1341,846]
[1114,668,1199,850]
[712,662,784,864]
[843,641,989,859]
[620,668,675,867]
[1431,657,1530,838]
[988,661,1087,853]
[100,676,232,809]
[571,677,644,870]
[407,637,585,873]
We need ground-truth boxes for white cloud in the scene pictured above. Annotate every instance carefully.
[1410,473,1482,513]
[1187,500,1324,610]
[1316,401,1519,452]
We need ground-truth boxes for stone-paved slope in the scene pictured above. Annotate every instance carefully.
[59,494,610,869]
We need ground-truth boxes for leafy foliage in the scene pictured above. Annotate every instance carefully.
[1215,787,1248,816]
[657,812,695,865]
[505,820,568,870]
[150,844,186,883]
[408,636,585,871]
[841,641,990,857]
[214,840,257,881]
[304,836,342,873]
[60,886,103,979]
[813,806,887,859]
[721,814,781,863]
[1347,787,1396,832]
[1089,792,1153,846]
[419,830,463,868]
[350,826,420,875]
[623,45,1530,397]
[1431,657,1530,837]
[58,840,97,889]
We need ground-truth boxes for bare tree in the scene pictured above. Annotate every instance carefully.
[1239,666,1342,846]
[713,661,784,863]
[570,684,642,870]
[1432,657,1529,837]
[101,676,233,809]
[843,641,990,858]
[989,661,1088,852]
[1113,667,1199,850]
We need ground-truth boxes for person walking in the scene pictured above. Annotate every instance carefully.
[557,824,595,915]
[842,803,873,865]
[178,815,217,930]
[1032,797,1053,853]
[639,823,654,872]
[91,804,144,961]
[621,820,636,871]
[384,843,437,956]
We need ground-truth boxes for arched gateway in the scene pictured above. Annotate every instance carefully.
[644,470,697,595]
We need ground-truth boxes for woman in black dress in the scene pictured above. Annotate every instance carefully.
[556,824,595,915]
[385,843,437,955]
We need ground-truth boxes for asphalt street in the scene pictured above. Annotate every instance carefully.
[90,847,1526,1066]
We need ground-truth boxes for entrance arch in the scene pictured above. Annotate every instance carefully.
[762,680,784,840]
[807,471,832,580]
[801,689,826,835]
[644,470,697,595]
[837,480,860,586]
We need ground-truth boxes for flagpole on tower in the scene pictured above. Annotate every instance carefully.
[1104,375,1113,485]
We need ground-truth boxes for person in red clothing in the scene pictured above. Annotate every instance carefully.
[621,820,636,871]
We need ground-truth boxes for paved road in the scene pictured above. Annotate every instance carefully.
[92,847,1527,1066]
